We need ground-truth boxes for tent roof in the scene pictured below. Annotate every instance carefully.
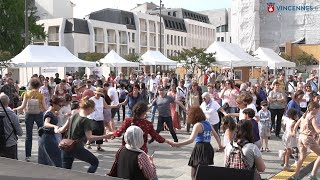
[206,42,265,67]
[140,50,177,66]
[99,50,139,67]
[254,47,296,68]
[10,45,96,67]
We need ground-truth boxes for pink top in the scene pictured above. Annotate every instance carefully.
[221,89,239,107]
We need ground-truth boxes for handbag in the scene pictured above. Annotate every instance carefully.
[59,116,78,152]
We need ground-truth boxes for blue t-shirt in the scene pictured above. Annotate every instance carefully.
[195,121,212,143]
[126,94,143,110]
[287,99,301,117]
[250,119,260,143]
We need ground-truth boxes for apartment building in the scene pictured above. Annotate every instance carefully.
[34,2,215,57]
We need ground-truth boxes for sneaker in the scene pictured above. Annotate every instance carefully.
[283,165,293,172]
[25,157,31,162]
[308,175,318,180]
[279,150,285,160]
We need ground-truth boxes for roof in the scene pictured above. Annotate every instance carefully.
[64,18,90,34]
[254,47,296,68]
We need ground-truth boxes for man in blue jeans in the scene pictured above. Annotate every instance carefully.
[148,86,186,144]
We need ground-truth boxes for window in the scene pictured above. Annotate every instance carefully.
[217,37,220,41]
[182,24,186,30]
[184,37,186,46]
[173,11,176,17]
[169,21,172,28]
[174,36,176,45]
[132,48,135,54]
[179,23,183,30]
[167,49,170,56]
[221,37,224,42]
[234,70,242,80]
[171,35,173,45]
[168,12,171,16]
[132,33,135,43]
[172,21,176,29]
[181,37,183,46]
[164,20,168,27]
[176,22,179,29]
[216,26,220,33]
[125,17,129,24]
[171,50,173,56]
[184,12,187,16]
[128,32,130,42]
[178,36,180,46]
[230,37,232,43]
[131,18,135,25]
[167,34,169,44]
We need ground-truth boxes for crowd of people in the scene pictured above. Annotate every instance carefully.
[0,70,319,180]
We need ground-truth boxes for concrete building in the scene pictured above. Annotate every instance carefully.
[31,2,216,75]
[231,0,320,52]
[199,8,231,43]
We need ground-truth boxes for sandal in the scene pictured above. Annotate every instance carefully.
[265,148,271,152]
[97,147,105,152]
[86,144,92,149]
[260,148,264,152]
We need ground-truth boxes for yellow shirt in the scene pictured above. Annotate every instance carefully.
[25,91,44,111]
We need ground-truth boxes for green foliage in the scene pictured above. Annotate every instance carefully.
[0,50,12,69]
[0,0,46,55]
[295,52,318,66]
[78,52,106,62]
[173,47,216,79]
[122,53,141,62]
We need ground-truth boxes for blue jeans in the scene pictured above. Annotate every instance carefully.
[25,112,44,157]
[149,92,155,103]
[62,145,99,173]
[150,105,157,123]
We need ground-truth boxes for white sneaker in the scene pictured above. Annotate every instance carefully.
[278,150,285,160]
[25,156,31,162]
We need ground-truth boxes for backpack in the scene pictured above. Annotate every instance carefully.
[26,95,41,114]
[225,141,251,170]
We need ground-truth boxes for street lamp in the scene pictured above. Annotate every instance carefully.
[25,0,29,46]
[159,0,163,53]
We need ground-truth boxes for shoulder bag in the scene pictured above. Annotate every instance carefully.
[59,115,78,152]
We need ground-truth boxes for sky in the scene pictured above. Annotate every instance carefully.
[72,0,232,18]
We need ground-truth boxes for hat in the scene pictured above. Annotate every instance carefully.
[158,86,165,91]
[94,87,104,95]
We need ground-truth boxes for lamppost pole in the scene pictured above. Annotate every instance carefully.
[25,0,29,46]
[159,0,162,53]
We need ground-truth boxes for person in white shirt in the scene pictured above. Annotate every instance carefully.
[108,83,120,129]
[147,73,159,103]
[72,76,82,87]
[200,92,228,134]
[176,79,187,125]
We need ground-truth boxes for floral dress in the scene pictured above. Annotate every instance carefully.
[40,86,51,108]
[168,91,181,129]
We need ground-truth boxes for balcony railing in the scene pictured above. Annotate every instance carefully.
[48,33,59,42]
[108,36,116,43]
[95,35,104,42]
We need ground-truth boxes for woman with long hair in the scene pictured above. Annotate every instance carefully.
[111,102,172,153]
[186,81,202,133]
[224,120,266,178]
[287,90,304,118]
[38,95,64,167]
[56,97,111,173]
[171,106,223,180]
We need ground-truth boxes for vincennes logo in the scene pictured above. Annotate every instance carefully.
[267,2,275,13]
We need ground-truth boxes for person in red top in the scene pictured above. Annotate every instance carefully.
[110,102,173,153]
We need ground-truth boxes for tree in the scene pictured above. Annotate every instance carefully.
[172,47,216,80]
[122,53,141,62]
[295,52,318,66]
[0,50,12,70]
[78,52,106,62]
[279,53,291,61]
[0,0,46,55]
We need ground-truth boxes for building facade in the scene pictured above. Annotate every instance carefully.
[33,2,216,60]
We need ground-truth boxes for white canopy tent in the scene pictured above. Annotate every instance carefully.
[254,47,296,68]
[205,42,265,67]
[140,50,177,66]
[99,50,139,67]
[10,45,96,67]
